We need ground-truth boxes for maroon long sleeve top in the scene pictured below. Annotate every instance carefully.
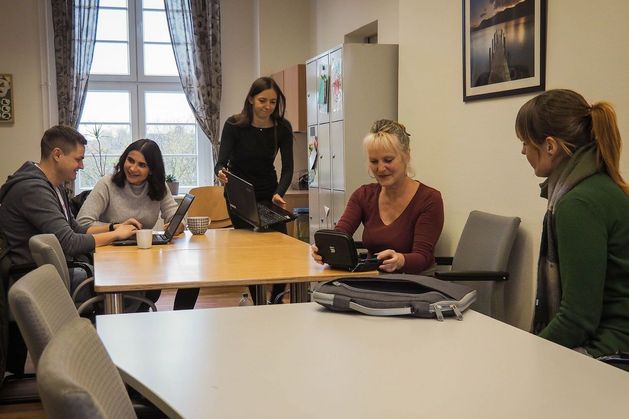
[335,182,444,274]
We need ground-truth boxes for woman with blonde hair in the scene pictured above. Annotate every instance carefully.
[516,89,629,357]
[311,119,444,274]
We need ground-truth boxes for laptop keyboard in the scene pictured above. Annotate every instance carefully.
[257,204,289,225]
[153,234,168,242]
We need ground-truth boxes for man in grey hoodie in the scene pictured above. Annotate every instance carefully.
[0,125,139,374]
[0,125,139,264]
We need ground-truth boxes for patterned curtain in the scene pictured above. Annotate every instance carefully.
[51,0,99,128]
[164,0,222,183]
[51,0,99,194]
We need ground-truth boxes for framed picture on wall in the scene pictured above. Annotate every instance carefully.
[0,74,14,123]
[463,0,547,102]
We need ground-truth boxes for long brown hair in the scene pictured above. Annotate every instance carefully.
[230,77,290,131]
[515,89,628,194]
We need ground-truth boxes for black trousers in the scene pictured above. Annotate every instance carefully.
[225,197,288,305]
[138,288,199,311]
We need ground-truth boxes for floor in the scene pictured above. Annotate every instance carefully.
[0,285,257,418]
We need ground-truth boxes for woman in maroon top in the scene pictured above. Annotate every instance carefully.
[312,120,444,274]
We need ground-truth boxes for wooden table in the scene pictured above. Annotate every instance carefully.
[95,230,371,313]
[97,303,629,419]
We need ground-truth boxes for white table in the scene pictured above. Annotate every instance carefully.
[97,303,629,419]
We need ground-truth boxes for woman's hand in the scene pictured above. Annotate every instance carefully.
[272,193,287,208]
[311,244,324,265]
[114,224,137,240]
[164,222,185,236]
[217,169,228,184]
[377,249,405,272]
[120,218,142,230]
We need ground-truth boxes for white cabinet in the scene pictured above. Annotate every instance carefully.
[307,44,398,242]
[330,120,344,191]
[316,55,329,124]
[306,62,318,127]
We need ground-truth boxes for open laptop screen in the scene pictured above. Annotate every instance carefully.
[164,193,195,239]
[224,172,261,226]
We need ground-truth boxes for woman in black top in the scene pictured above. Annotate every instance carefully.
[215,77,294,304]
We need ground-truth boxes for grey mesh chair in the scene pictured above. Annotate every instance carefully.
[7,264,79,368]
[29,234,157,314]
[434,210,521,317]
[37,318,137,419]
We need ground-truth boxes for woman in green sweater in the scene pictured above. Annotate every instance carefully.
[516,89,629,358]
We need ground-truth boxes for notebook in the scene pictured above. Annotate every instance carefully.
[314,229,383,272]
[111,193,195,246]
[224,171,296,229]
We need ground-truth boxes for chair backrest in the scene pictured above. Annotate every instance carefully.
[37,318,136,419]
[188,186,232,228]
[28,234,71,290]
[7,265,78,368]
[452,210,521,272]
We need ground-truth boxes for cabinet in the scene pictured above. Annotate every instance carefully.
[306,44,398,242]
[271,64,306,132]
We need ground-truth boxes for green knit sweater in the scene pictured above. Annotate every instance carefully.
[539,173,629,357]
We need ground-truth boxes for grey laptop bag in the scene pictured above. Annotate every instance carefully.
[312,274,477,321]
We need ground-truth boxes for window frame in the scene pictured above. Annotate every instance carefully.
[80,0,213,192]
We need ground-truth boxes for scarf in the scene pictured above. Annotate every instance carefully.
[533,143,599,334]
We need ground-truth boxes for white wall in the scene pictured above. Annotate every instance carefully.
[309,0,398,53]
[257,0,311,76]
[220,0,257,125]
[397,0,629,329]
[0,0,46,180]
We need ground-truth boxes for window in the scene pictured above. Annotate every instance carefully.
[77,0,212,192]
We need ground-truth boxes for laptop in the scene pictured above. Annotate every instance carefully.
[224,171,297,229]
[314,229,383,272]
[111,193,195,246]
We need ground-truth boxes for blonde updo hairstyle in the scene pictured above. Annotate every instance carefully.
[363,119,415,178]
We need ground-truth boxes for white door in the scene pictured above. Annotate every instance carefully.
[307,125,318,188]
[308,187,319,242]
[331,190,346,228]
[317,123,331,189]
[306,60,318,126]
[329,47,343,122]
[330,120,345,191]
[318,188,333,229]
[316,55,330,124]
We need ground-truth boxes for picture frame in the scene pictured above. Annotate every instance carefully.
[0,74,14,123]
[463,0,547,102]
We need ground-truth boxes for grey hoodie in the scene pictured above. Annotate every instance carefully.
[0,162,94,265]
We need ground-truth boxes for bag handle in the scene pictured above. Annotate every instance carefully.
[348,301,412,316]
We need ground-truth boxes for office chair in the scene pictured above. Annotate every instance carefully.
[188,186,233,229]
[434,210,521,317]
[7,265,79,368]
[37,318,137,419]
[28,234,157,314]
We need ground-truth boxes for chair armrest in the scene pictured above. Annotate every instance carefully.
[598,351,629,365]
[72,277,95,302]
[67,261,93,277]
[434,256,453,266]
[434,270,509,281]
[8,263,37,276]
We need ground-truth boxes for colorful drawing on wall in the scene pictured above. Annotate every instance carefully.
[463,0,547,102]
[330,55,343,114]
[0,74,14,123]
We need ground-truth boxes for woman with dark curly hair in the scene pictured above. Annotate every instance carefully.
[78,138,198,310]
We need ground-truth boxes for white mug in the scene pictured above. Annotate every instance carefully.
[136,229,153,249]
